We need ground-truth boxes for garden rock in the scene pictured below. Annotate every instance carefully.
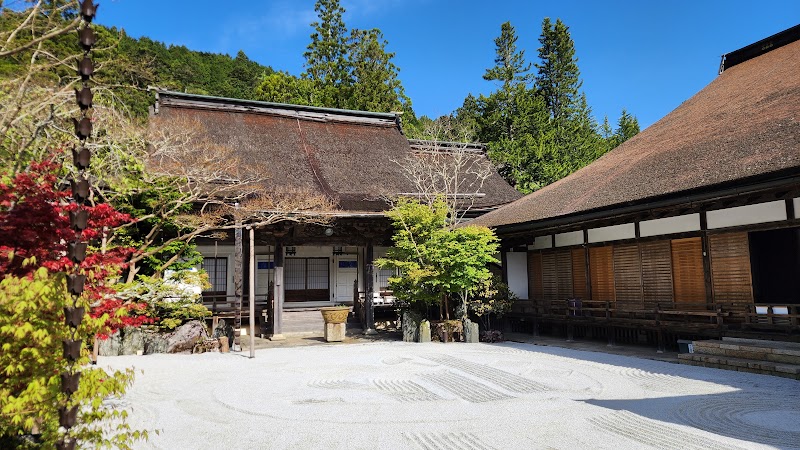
[121,327,144,355]
[402,311,421,342]
[144,332,169,354]
[98,331,122,356]
[166,320,208,353]
[464,319,479,343]
[418,320,431,343]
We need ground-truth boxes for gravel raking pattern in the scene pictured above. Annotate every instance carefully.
[404,432,497,450]
[420,354,548,393]
[102,342,799,449]
[588,410,747,450]
[372,379,443,402]
[673,394,800,448]
[419,370,513,403]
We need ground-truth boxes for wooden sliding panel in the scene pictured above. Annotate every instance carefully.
[527,252,543,300]
[671,237,706,305]
[555,250,573,300]
[640,240,673,308]
[613,243,643,308]
[709,232,753,312]
[571,248,588,300]
[541,252,558,301]
[590,246,615,302]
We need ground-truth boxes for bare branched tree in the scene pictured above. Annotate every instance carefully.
[0,0,142,174]
[395,116,494,226]
[106,116,335,281]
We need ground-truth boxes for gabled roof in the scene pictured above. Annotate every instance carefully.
[152,91,521,214]
[471,29,800,230]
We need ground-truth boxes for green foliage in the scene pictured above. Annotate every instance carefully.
[348,27,411,113]
[483,21,531,89]
[467,276,517,331]
[298,0,412,114]
[377,198,499,317]
[468,18,640,194]
[535,18,582,121]
[253,71,318,105]
[115,272,211,331]
[0,268,146,448]
[303,0,352,108]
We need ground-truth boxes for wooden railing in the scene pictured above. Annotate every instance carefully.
[744,304,800,329]
[506,299,735,350]
[201,293,272,319]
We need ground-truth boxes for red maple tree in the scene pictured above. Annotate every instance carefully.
[0,155,152,336]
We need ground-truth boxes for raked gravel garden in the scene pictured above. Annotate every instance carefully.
[101,341,800,450]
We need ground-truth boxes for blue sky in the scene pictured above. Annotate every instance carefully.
[98,0,799,130]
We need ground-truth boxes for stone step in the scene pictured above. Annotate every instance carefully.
[721,336,800,349]
[691,339,800,365]
[678,353,800,380]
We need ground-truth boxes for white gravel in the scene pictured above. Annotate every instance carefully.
[101,341,800,450]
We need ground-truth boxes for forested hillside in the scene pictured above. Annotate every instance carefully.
[0,10,273,118]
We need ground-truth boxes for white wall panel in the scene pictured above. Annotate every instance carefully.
[555,230,584,247]
[640,213,701,237]
[706,201,787,229]
[587,223,636,243]
[528,235,553,250]
[506,252,529,299]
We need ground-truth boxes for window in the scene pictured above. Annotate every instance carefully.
[202,257,227,293]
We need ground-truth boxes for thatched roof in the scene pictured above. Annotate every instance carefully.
[471,29,800,230]
[151,91,521,214]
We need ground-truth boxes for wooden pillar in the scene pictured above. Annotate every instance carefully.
[270,240,285,340]
[233,220,243,350]
[364,240,376,335]
[500,246,509,284]
[248,227,256,358]
[700,212,713,304]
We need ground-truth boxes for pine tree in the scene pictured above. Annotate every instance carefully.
[348,28,411,112]
[535,18,582,121]
[614,108,640,144]
[303,0,352,108]
[483,21,531,90]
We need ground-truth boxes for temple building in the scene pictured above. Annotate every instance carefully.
[470,25,800,346]
[150,90,520,337]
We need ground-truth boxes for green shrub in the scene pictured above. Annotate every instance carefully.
[115,271,210,331]
[0,268,147,448]
[467,276,517,331]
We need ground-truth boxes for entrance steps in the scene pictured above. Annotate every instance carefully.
[282,310,325,335]
[678,337,800,380]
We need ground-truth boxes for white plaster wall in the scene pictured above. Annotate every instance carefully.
[528,235,553,250]
[555,230,584,247]
[794,198,800,219]
[505,252,529,299]
[706,200,787,230]
[639,213,701,237]
[587,223,636,243]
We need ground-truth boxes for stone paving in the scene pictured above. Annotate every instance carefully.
[102,340,800,450]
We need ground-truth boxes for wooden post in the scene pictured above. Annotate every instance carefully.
[656,303,665,353]
[364,240,376,335]
[248,227,256,358]
[270,240,285,340]
[233,212,242,350]
[566,299,574,342]
[700,212,713,304]
[606,301,614,347]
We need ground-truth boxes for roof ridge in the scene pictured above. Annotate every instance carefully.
[153,89,400,124]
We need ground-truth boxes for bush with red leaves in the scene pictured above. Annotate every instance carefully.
[0,157,153,336]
